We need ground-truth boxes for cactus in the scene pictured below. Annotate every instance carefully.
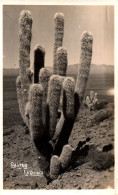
[53,13,64,74]
[84,91,98,110]
[60,145,73,169]
[16,10,93,181]
[19,10,32,123]
[50,155,61,180]
[57,47,67,76]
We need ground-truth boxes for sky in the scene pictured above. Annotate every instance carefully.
[3,5,114,69]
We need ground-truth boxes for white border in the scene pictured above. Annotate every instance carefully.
[0,0,117,195]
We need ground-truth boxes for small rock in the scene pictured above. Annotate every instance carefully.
[74,183,78,187]
[58,175,61,180]
[86,178,90,183]
[70,172,73,177]
[76,173,82,177]
[11,172,18,177]
[109,167,114,172]
[4,173,10,181]
[97,145,103,152]
[4,173,10,178]
[30,181,38,189]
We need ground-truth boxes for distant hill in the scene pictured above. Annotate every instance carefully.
[3,68,19,77]
[3,64,114,77]
[67,64,114,76]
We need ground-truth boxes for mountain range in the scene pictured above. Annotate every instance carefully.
[3,64,114,77]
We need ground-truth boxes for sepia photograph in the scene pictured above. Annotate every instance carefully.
[3,3,115,191]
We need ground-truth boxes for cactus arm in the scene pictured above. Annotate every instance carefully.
[39,68,51,126]
[75,31,93,104]
[52,112,64,143]
[39,68,51,103]
[28,83,53,159]
[53,77,75,156]
[50,155,61,180]
[63,77,75,119]
[53,13,64,74]
[60,145,73,170]
[19,10,32,111]
[29,84,44,141]
[53,112,74,156]
[47,75,63,139]
[57,47,67,76]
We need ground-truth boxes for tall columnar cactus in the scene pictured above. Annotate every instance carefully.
[53,13,64,74]
[16,10,93,181]
[19,10,32,123]
[75,31,93,103]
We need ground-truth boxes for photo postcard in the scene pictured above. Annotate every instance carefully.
[2,1,116,192]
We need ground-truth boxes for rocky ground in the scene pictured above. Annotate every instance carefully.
[3,101,114,189]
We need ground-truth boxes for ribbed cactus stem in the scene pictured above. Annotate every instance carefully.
[75,31,93,104]
[53,13,64,74]
[29,84,44,142]
[34,45,45,83]
[63,77,75,119]
[39,68,51,103]
[52,112,64,142]
[19,10,32,109]
[39,68,51,126]
[53,78,76,156]
[60,145,73,169]
[16,76,25,122]
[50,155,61,180]
[47,75,62,138]
[57,47,67,76]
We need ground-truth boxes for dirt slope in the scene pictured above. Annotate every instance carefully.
[3,103,114,189]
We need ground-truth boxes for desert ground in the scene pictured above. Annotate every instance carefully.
[3,66,114,189]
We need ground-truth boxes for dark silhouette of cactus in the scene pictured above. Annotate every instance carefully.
[34,45,45,83]
[16,10,93,181]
